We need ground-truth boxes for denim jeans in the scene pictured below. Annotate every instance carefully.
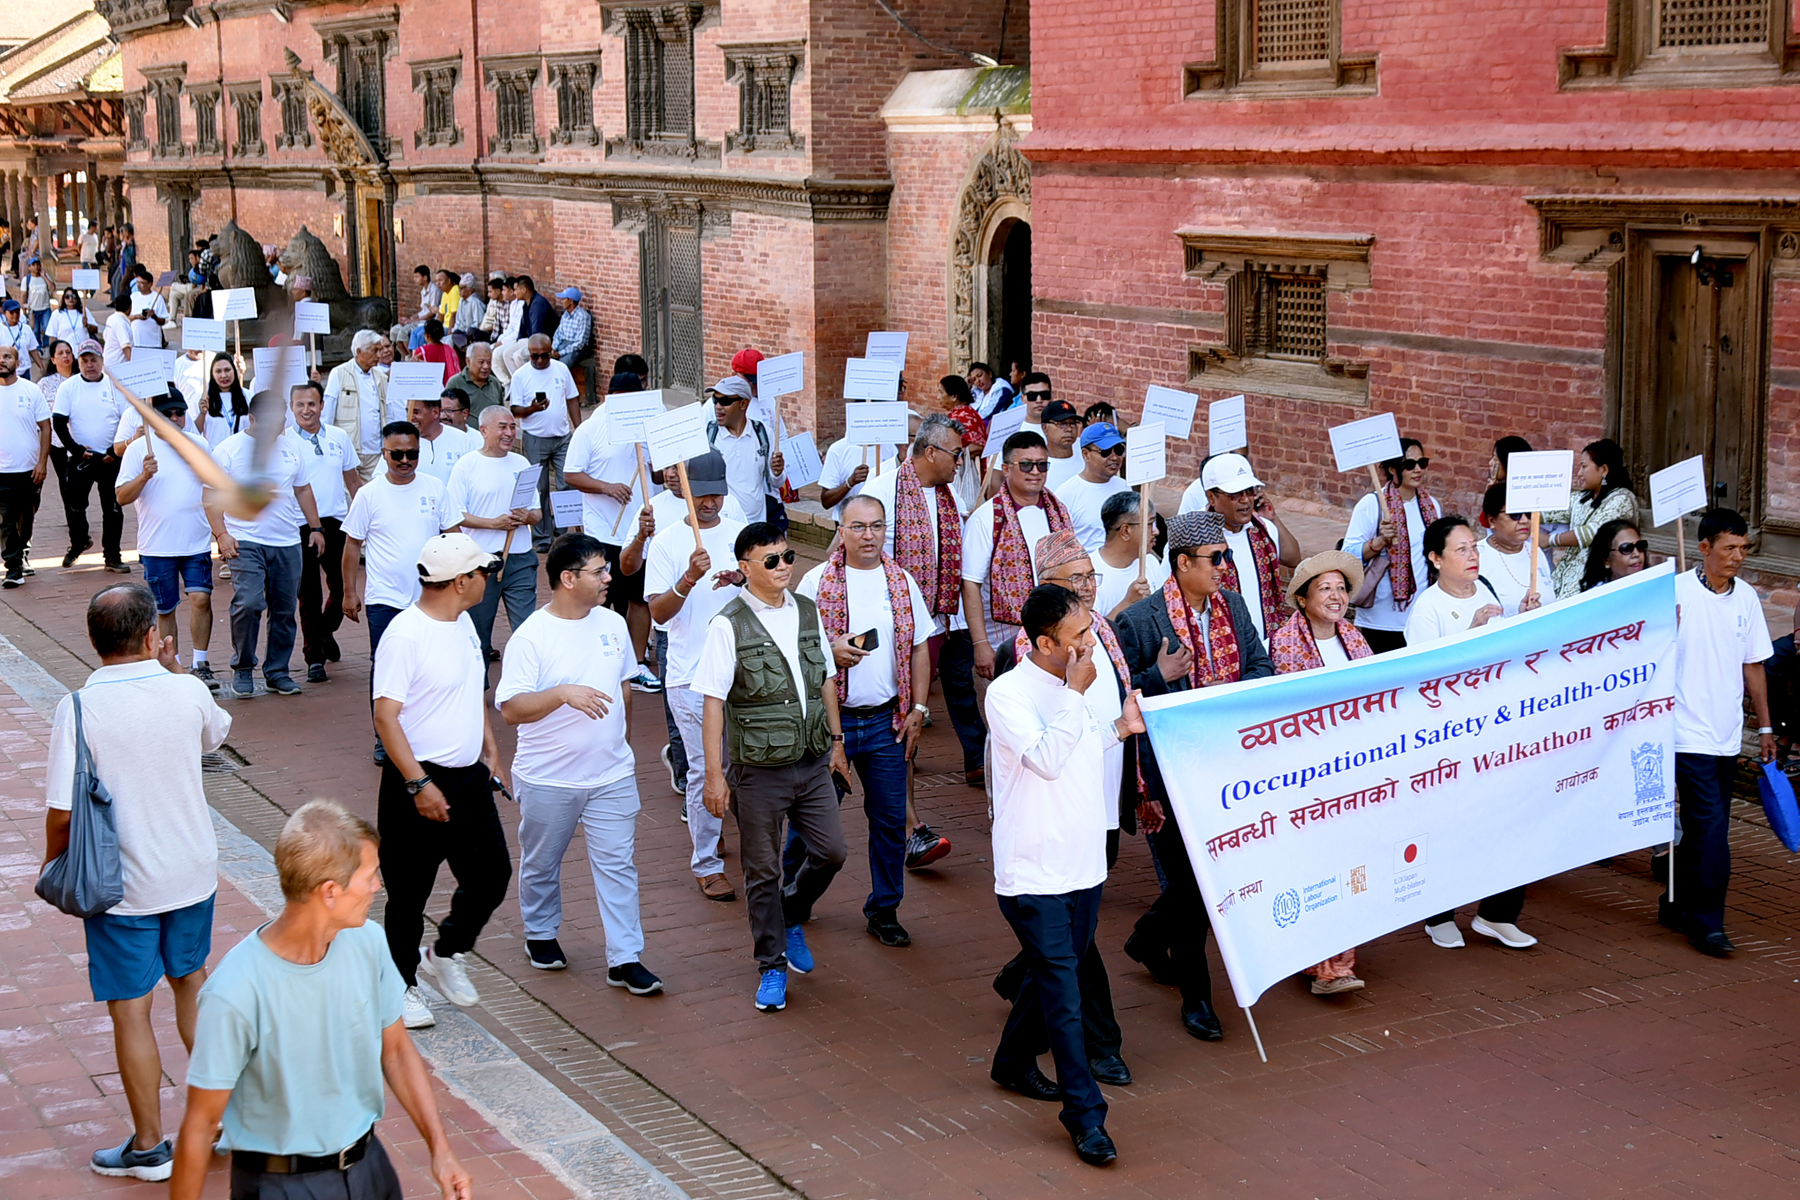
[933,631,987,772]
[782,704,909,916]
[228,541,301,681]
[1672,753,1736,933]
[516,776,644,966]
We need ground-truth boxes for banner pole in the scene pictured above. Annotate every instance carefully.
[677,459,703,552]
[1528,512,1541,601]
[1137,482,1149,581]
[1242,1005,1268,1064]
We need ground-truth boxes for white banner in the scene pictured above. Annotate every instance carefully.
[1141,564,1678,1010]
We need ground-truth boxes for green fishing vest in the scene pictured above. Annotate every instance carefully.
[722,593,832,767]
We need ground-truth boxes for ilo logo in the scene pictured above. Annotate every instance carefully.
[1271,889,1301,928]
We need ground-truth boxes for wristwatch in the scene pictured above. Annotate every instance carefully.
[404,775,432,796]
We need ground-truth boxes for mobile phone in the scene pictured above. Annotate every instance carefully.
[490,776,513,803]
[831,768,853,798]
[534,391,548,407]
[850,627,880,652]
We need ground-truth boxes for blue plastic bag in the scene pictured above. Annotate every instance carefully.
[1757,760,1800,854]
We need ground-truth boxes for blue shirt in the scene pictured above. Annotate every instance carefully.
[188,921,405,1155]
[522,293,556,339]
[552,305,591,358]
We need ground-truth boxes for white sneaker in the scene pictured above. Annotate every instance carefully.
[419,945,480,1007]
[401,986,436,1029]
[1471,916,1538,948]
[1425,920,1465,949]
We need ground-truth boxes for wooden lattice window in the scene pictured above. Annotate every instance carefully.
[722,43,803,153]
[1560,0,1798,88]
[483,58,540,156]
[639,206,705,395]
[1186,0,1375,96]
[1256,0,1330,64]
[230,85,264,157]
[271,80,311,149]
[125,94,146,149]
[548,57,599,146]
[149,75,184,156]
[606,4,719,162]
[1657,0,1769,45]
[318,15,397,148]
[191,87,221,155]
[411,59,462,148]
[1247,272,1328,360]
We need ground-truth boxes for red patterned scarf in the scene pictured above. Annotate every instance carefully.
[989,486,1072,626]
[1216,515,1291,631]
[1382,484,1440,608]
[1268,611,1374,675]
[813,546,916,735]
[892,456,962,616]
[1161,574,1241,689]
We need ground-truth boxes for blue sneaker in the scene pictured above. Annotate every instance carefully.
[755,967,787,1012]
[91,1135,173,1181]
[785,924,814,974]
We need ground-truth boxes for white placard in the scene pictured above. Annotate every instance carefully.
[1142,384,1200,441]
[602,390,667,443]
[646,402,712,472]
[71,269,102,292]
[1208,394,1248,456]
[781,430,824,489]
[863,331,909,365]
[509,464,544,511]
[251,346,309,396]
[214,288,258,322]
[111,358,167,399]
[843,357,901,402]
[843,401,910,446]
[293,300,331,335]
[1126,422,1167,485]
[981,402,1029,455]
[1328,411,1403,473]
[1503,450,1576,515]
[385,361,445,405]
[182,317,228,352]
[135,348,178,382]
[1649,456,1709,529]
[550,489,585,528]
[756,351,805,399]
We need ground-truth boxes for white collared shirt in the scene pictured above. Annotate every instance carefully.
[795,560,932,709]
[692,587,836,717]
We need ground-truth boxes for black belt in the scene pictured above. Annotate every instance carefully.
[839,698,898,720]
[232,1128,372,1175]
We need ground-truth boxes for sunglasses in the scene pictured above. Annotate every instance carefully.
[1399,457,1431,471]
[1011,460,1050,474]
[756,549,797,569]
[529,351,550,360]
[711,396,743,406]
[386,448,420,461]
[1023,389,1052,400]
[1611,540,1650,555]
[1091,444,1125,458]
[1193,548,1234,568]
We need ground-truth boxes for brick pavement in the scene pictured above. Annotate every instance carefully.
[4,496,1800,1197]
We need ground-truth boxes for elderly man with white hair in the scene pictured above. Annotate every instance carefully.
[324,330,399,481]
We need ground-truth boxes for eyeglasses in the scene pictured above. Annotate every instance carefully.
[1046,570,1098,588]
[386,448,420,461]
[1011,460,1050,474]
[925,442,965,464]
[573,563,612,578]
[1399,457,1432,471]
[1611,540,1650,555]
[845,521,886,535]
[756,549,797,569]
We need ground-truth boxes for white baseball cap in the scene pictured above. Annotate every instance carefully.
[416,532,497,583]
[1200,452,1263,494]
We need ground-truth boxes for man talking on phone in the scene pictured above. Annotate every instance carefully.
[693,523,849,1014]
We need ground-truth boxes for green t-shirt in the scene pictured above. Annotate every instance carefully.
[188,920,405,1155]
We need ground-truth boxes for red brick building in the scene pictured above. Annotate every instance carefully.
[1025,0,1800,569]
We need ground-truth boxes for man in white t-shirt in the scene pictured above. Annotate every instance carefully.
[128,275,169,349]
[497,533,663,993]
[1053,422,1132,553]
[116,393,217,686]
[446,406,538,666]
[0,345,49,588]
[287,381,362,683]
[53,340,127,570]
[705,375,782,528]
[102,294,134,369]
[409,394,476,485]
[1177,452,1302,643]
[1040,400,1086,494]
[507,334,581,552]
[208,406,326,699]
[0,301,41,380]
[644,451,746,901]
[817,406,898,523]
[1092,489,1168,621]
[343,420,458,760]
[963,430,1072,680]
[322,330,393,480]
[371,533,509,1031]
[1667,508,1776,958]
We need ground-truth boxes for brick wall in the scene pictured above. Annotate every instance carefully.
[884,129,995,396]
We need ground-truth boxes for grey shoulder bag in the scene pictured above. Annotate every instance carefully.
[35,692,124,918]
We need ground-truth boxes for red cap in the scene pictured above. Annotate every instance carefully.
[730,347,765,375]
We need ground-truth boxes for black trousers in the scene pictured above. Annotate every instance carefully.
[996,885,1108,1134]
[1671,753,1735,934]
[377,759,512,986]
[230,1135,401,1200]
[1134,810,1215,1010]
[298,516,347,666]
[935,630,987,772]
[1427,887,1526,928]
[0,470,37,572]
[59,450,121,560]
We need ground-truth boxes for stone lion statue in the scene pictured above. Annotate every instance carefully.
[209,220,272,291]
[278,226,392,338]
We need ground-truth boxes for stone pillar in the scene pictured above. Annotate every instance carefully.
[115,177,129,230]
[85,167,97,243]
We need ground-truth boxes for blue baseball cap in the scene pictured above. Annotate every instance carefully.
[1079,422,1124,451]
[0,299,17,313]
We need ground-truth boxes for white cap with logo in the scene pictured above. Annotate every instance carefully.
[1200,452,1263,494]
[416,532,498,583]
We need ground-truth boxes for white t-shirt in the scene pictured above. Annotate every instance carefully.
[496,604,637,788]
[119,429,212,557]
[45,307,90,351]
[859,465,967,633]
[1675,569,1775,756]
[508,361,578,437]
[566,416,655,545]
[1094,551,1169,620]
[342,473,454,610]
[643,517,746,688]
[1403,578,1506,646]
[213,431,306,547]
[102,312,133,369]
[1480,536,1553,617]
[646,488,747,539]
[46,663,230,915]
[445,450,530,555]
[692,590,836,716]
[286,424,359,520]
[417,424,478,485]
[53,375,122,453]
[371,606,487,767]
[819,436,898,522]
[1051,471,1130,554]
[1315,632,1352,667]
[1221,516,1281,642]
[1341,491,1430,633]
[0,319,38,378]
[795,561,932,708]
[963,496,1051,628]
[709,421,773,523]
[1044,451,1082,494]
[0,378,49,472]
[130,291,168,347]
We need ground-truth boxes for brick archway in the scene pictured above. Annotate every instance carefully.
[948,135,1031,373]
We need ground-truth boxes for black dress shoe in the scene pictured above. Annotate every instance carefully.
[865,909,911,948]
[1181,1002,1224,1042]
[1069,1125,1117,1166]
[991,1066,1060,1102]
[1690,929,1735,958]
[1123,932,1177,986]
[1088,1055,1132,1086]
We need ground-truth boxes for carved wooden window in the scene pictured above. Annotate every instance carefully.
[548,57,599,146]
[411,59,462,148]
[722,43,803,153]
[272,80,311,149]
[149,76,184,156]
[125,94,146,149]
[1185,0,1376,97]
[190,86,221,155]
[1657,0,1769,45]
[1560,0,1798,88]
[230,85,264,157]
[318,16,396,147]
[639,206,705,395]
[1243,271,1327,360]
[483,59,540,156]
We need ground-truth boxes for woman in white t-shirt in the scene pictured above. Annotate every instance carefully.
[1341,437,1437,653]
[44,289,93,349]
[1406,513,1539,954]
[1477,483,1552,617]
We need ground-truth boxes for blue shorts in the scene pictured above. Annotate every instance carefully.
[141,553,214,614]
[84,894,215,1002]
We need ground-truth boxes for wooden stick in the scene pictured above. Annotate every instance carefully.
[500,526,516,559]
[1528,511,1541,600]
[1137,482,1150,581]
[610,442,649,537]
[308,330,317,374]
[676,459,703,551]
[232,319,241,375]
[1676,517,1687,574]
